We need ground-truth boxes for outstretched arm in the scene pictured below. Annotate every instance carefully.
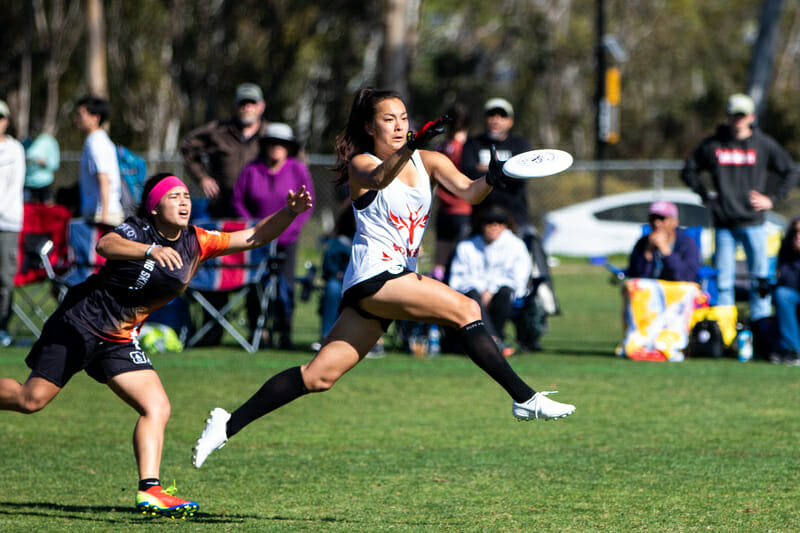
[224,186,313,254]
[422,144,509,205]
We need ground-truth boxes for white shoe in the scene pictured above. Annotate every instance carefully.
[512,391,575,421]
[193,408,231,468]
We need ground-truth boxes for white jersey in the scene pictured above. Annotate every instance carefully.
[342,150,432,291]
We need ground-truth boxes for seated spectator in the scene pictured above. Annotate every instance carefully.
[772,216,800,365]
[319,207,356,342]
[627,201,701,282]
[448,207,532,357]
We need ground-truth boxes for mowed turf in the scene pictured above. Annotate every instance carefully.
[1,261,799,532]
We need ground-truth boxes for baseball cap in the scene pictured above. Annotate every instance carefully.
[484,97,514,117]
[481,206,510,225]
[649,201,678,218]
[235,83,264,104]
[0,100,9,118]
[726,93,754,115]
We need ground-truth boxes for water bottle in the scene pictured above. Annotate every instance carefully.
[737,329,753,362]
[427,325,441,357]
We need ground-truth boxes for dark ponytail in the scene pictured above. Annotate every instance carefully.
[333,87,404,185]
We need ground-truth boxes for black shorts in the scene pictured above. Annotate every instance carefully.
[25,312,153,387]
[435,212,472,242]
[339,267,413,331]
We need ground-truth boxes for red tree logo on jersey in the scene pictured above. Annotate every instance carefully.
[387,204,428,257]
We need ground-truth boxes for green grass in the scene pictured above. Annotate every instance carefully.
[2,260,799,531]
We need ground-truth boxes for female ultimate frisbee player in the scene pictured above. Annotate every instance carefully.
[0,173,312,518]
[193,87,575,469]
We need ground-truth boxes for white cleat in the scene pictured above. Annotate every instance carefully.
[512,391,575,421]
[193,408,231,468]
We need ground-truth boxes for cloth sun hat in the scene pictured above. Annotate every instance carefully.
[649,200,678,218]
[484,97,514,117]
[726,93,755,115]
[0,100,9,118]
[235,83,264,104]
[261,122,298,149]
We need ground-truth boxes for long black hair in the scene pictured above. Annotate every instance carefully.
[333,87,405,185]
[136,173,179,219]
[778,215,800,265]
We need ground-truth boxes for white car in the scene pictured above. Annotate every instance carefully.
[542,188,785,259]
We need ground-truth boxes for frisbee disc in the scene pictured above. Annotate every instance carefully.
[502,149,574,179]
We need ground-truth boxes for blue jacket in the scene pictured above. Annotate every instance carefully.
[627,227,701,282]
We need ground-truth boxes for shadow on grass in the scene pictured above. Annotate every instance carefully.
[0,501,411,527]
[0,501,258,524]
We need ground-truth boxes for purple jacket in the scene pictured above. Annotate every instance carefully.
[232,157,315,246]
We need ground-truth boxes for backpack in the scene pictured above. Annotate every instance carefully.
[688,319,724,358]
[116,145,147,216]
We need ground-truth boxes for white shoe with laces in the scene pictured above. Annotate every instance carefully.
[193,408,231,468]
[512,391,575,421]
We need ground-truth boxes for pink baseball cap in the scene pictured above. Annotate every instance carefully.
[649,200,678,218]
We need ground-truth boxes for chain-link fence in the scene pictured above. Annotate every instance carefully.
[53,153,800,245]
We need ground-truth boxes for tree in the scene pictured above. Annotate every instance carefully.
[86,0,108,98]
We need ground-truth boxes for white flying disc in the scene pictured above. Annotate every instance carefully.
[502,149,574,179]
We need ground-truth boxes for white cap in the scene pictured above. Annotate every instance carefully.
[0,100,9,118]
[484,97,514,117]
[726,93,755,115]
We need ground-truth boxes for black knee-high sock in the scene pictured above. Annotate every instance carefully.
[458,320,535,403]
[226,366,308,438]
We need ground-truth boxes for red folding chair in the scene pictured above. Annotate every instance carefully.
[11,203,73,337]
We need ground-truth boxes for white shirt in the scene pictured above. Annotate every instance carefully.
[343,150,432,291]
[448,228,532,299]
[79,129,123,220]
[0,136,26,232]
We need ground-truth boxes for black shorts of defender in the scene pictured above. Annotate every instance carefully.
[338,267,414,332]
[25,312,154,387]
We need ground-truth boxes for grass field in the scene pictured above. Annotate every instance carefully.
[2,261,799,532]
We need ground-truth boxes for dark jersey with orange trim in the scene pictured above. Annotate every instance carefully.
[62,217,230,342]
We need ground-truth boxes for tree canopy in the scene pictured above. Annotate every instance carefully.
[1,0,798,159]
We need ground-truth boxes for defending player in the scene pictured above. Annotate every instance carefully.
[193,87,574,469]
[0,173,312,518]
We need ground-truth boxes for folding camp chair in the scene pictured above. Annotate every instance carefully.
[10,203,73,338]
[42,219,111,303]
[184,220,276,353]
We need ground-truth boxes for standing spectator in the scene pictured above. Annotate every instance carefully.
[0,100,25,346]
[681,93,799,323]
[771,216,800,365]
[180,83,266,219]
[232,123,314,349]
[180,83,266,345]
[74,96,124,226]
[461,97,532,237]
[626,201,701,282]
[448,206,532,357]
[23,120,60,203]
[432,102,472,281]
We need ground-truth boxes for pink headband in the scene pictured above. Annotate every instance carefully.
[146,176,188,213]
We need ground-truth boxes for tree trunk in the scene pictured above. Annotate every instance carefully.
[382,0,410,98]
[86,0,108,98]
[747,0,785,122]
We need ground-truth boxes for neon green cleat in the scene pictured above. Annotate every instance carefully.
[135,481,199,518]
